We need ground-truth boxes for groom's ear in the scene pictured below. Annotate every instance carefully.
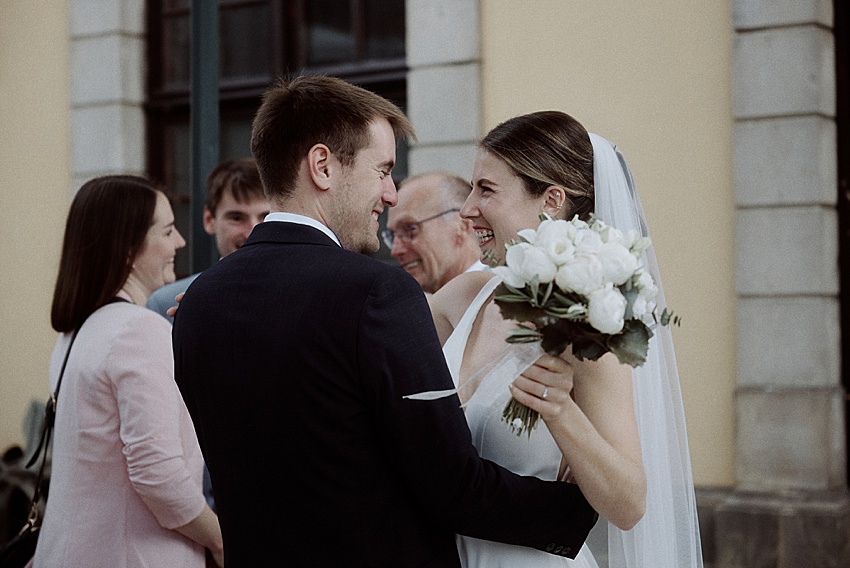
[307,143,334,191]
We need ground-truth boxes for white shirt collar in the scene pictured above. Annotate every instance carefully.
[264,212,341,247]
[465,260,489,273]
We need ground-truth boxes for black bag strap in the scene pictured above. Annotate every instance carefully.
[22,297,130,528]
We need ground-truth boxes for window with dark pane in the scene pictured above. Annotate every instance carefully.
[306,0,355,66]
[220,3,272,81]
[364,0,404,60]
[146,0,407,274]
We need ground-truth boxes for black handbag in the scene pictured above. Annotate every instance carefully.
[0,298,125,568]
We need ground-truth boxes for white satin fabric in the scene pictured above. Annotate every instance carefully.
[444,278,599,568]
[589,133,703,568]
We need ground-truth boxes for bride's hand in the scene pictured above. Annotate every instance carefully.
[166,291,185,317]
[508,353,577,421]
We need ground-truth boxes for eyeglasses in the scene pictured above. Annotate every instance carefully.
[381,208,460,249]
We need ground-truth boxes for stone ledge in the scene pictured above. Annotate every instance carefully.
[702,489,850,568]
[696,487,733,568]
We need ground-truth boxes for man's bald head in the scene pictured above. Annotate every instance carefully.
[386,172,481,293]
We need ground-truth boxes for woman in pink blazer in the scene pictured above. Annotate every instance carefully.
[32,176,223,567]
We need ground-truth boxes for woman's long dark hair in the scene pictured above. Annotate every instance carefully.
[51,176,160,332]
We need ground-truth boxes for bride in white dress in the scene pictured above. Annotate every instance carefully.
[430,111,703,568]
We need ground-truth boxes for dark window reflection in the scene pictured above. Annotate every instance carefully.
[221,115,254,160]
[221,4,272,80]
[162,14,191,89]
[164,122,193,276]
[306,0,355,65]
[162,0,189,11]
[364,0,405,59]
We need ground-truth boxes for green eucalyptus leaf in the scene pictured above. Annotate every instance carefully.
[622,286,639,320]
[493,294,532,303]
[552,290,585,306]
[540,281,554,306]
[607,320,652,367]
[494,297,548,325]
[495,282,530,298]
[529,279,541,307]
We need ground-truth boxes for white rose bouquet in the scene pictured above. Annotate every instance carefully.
[492,215,678,436]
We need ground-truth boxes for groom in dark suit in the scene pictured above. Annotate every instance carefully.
[173,75,597,567]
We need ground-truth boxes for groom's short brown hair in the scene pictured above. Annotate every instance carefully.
[251,75,415,201]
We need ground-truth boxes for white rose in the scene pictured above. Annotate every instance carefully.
[573,228,603,254]
[568,214,589,230]
[491,266,526,289]
[546,237,576,266]
[633,271,658,319]
[636,271,658,300]
[504,242,532,270]
[537,219,576,244]
[518,245,558,284]
[639,288,658,316]
[635,270,655,292]
[535,219,578,265]
[587,283,627,334]
[631,236,652,257]
[555,254,604,295]
[631,296,649,319]
[598,224,626,245]
[516,228,537,244]
[598,242,640,285]
[623,229,640,248]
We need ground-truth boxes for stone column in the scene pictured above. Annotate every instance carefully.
[405,0,481,177]
[716,1,850,566]
[69,0,146,192]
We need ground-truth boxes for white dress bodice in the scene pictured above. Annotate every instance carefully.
[443,276,598,568]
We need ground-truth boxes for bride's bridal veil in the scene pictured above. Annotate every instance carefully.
[588,134,703,568]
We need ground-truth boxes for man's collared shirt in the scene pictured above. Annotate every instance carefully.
[265,212,342,247]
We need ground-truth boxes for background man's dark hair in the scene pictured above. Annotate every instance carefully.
[205,157,265,215]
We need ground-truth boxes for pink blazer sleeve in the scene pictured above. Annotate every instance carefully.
[107,309,206,529]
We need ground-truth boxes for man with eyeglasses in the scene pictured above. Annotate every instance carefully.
[385,172,487,293]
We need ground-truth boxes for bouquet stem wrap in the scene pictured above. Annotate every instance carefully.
[491,343,547,437]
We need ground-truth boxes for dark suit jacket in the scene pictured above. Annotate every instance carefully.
[173,221,597,567]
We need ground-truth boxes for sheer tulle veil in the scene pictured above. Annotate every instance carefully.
[588,134,703,568]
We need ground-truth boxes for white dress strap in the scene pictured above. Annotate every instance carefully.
[442,276,502,386]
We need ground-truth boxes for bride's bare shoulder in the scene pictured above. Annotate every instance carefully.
[429,271,496,327]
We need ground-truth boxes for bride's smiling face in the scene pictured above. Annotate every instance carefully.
[461,148,547,264]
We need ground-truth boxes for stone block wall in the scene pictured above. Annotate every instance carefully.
[406,0,481,177]
[69,0,146,192]
[697,1,850,566]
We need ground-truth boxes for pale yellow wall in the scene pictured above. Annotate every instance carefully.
[481,0,736,487]
[0,1,69,449]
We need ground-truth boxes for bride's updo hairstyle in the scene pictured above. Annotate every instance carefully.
[479,110,594,221]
